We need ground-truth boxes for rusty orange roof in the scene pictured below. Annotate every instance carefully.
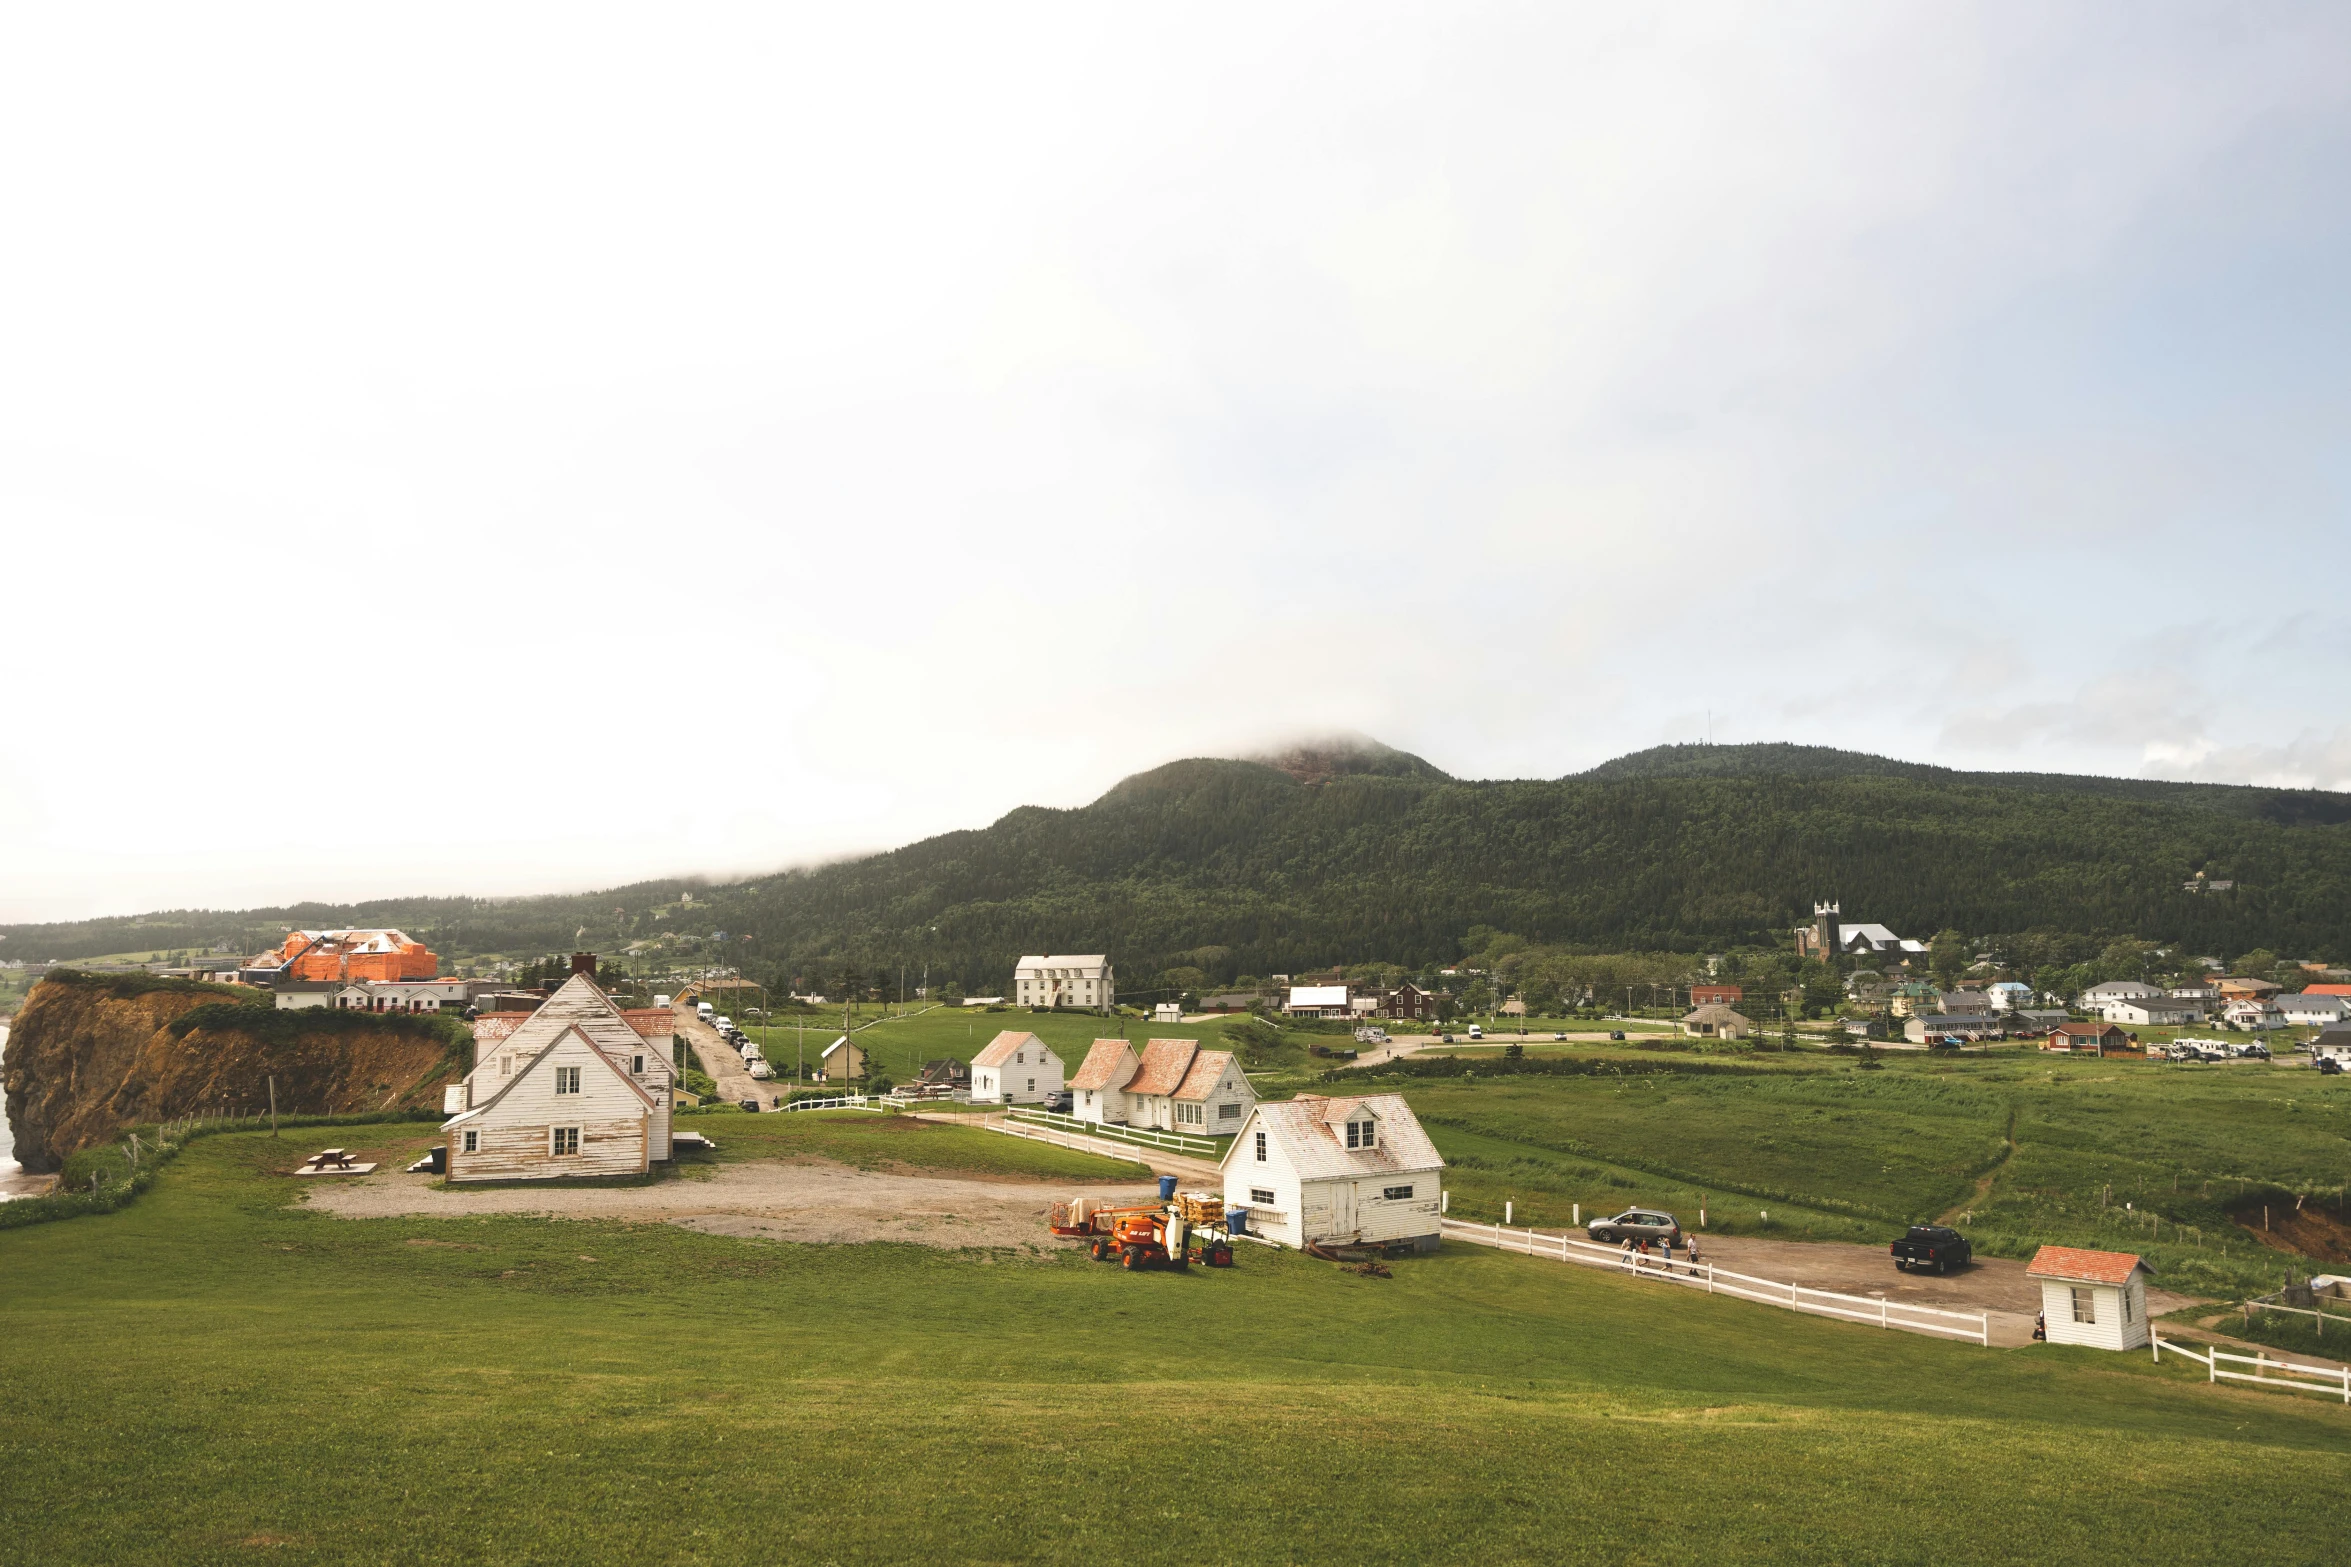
[1125,1038,1198,1097]
[2025,1246,2149,1285]
[972,1030,1038,1070]
[1172,1048,1236,1101]
[1070,1039,1138,1092]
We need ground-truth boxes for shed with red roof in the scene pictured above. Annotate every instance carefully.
[2025,1246,2151,1351]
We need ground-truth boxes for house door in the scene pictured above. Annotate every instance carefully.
[1330,1182,1354,1239]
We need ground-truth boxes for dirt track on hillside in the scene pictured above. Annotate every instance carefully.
[302,1158,1160,1249]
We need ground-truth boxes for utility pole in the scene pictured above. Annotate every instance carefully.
[268,1075,278,1137]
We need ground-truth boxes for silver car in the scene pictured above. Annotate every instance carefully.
[1588,1208,1682,1245]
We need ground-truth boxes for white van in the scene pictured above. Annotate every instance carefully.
[714,1016,733,1032]
[1467,1024,1484,1040]
[696,1001,715,1022]
[654,994,673,1009]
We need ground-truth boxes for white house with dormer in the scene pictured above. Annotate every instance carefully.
[448,971,674,1165]
[1223,1093,1445,1253]
[970,1030,1065,1104]
[442,1023,657,1182]
[1013,954,1114,1012]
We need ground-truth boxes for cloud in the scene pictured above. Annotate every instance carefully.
[3,3,2349,918]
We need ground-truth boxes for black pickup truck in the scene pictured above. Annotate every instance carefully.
[1890,1225,1971,1274]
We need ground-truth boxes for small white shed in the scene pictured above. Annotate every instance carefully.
[971,1030,1064,1104]
[1222,1093,1445,1253]
[2026,1245,2151,1351]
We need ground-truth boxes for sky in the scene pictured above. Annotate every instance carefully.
[3,4,2348,923]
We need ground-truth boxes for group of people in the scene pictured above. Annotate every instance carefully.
[1618,1231,1703,1273]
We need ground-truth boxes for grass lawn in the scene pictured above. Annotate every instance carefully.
[4,1129,2351,1564]
[1335,1048,2351,1296]
[676,1108,1144,1182]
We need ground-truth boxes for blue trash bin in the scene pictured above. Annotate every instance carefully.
[1227,1207,1249,1236]
[1157,1174,1178,1201]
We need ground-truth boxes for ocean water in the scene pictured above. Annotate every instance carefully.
[0,1023,15,1178]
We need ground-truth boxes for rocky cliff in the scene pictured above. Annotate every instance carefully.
[1,972,466,1172]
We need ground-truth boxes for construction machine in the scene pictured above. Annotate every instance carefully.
[1049,1191,1236,1270]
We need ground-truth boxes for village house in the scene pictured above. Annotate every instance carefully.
[448,971,676,1164]
[1689,983,1743,1007]
[2278,994,2351,1028]
[1069,1039,1140,1124]
[2026,1246,2152,1351]
[1171,1047,1254,1134]
[1986,980,2036,1012]
[1904,1014,2005,1043]
[1121,1037,1202,1128]
[2222,999,2287,1031]
[818,1036,868,1082]
[1283,984,1351,1020]
[1223,1093,1446,1253]
[971,1030,1064,1104]
[248,928,439,986]
[2102,994,2206,1027]
[2217,976,2282,1001]
[916,1058,970,1092]
[2078,980,2162,1009]
[1680,1003,1752,1040]
[1937,990,1996,1018]
[443,1023,658,1182]
[2311,1026,2351,1065]
[1153,1001,1184,1024]
[2044,1021,2132,1055]
[1013,954,1114,1012]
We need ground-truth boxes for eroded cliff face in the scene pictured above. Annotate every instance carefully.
[1,977,462,1172]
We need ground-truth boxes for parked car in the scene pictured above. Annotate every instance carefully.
[2233,1041,2271,1060]
[746,1058,773,1079]
[1890,1224,1971,1275]
[1467,1024,1484,1040]
[2320,1056,2344,1076]
[1041,1090,1073,1113]
[1553,1031,1567,1041]
[1587,1208,1681,1246]
[1608,1030,1626,1041]
[738,1099,763,1113]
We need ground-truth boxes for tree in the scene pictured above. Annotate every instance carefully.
[1929,929,1967,986]
[2233,949,2280,980]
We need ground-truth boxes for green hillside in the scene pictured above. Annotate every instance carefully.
[6,741,2350,988]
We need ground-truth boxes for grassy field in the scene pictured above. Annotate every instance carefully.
[6,1124,2351,1564]
[1349,1047,2351,1296]
[674,1107,1145,1181]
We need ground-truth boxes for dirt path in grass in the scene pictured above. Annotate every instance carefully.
[1937,1106,2018,1226]
[302,1158,1160,1250]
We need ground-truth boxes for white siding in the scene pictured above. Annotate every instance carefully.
[2037,1277,2148,1351]
[447,1032,649,1183]
[974,1047,1066,1106]
[1224,1118,1303,1246]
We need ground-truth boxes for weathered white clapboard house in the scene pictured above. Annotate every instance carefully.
[2026,1245,2151,1351]
[1223,1093,1445,1253]
[1066,1036,1257,1133]
[1069,1039,1140,1124]
[971,1031,1065,1104]
[442,972,675,1179]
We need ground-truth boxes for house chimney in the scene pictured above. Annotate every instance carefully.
[571,952,598,979]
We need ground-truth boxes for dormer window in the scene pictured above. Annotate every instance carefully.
[1345,1118,1376,1150]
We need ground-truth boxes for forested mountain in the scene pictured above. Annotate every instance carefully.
[7,742,2349,987]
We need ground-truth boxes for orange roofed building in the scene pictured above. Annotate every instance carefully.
[256,929,438,984]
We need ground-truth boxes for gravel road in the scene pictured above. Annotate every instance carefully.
[304,1157,1160,1249]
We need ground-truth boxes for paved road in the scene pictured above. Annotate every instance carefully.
[677,1013,773,1108]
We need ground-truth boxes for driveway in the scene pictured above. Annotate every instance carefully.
[678,1014,771,1108]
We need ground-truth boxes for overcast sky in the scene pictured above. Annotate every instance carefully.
[3,4,2347,923]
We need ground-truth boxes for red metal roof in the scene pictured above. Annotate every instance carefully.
[2025,1245,2148,1285]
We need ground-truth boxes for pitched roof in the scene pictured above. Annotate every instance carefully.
[1070,1039,1139,1092]
[1226,1093,1443,1180]
[820,1035,861,1060]
[444,1022,657,1129]
[2025,1245,2149,1285]
[1681,1004,1750,1024]
[1172,1048,1238,1102]
[1015,954,1107,969]
[971,1030,1039,1069]
[1287,985,1349,1007]
[1125,1038,1198,1097]
[2052,1021,2124,1035]
[2304,984,2351,997]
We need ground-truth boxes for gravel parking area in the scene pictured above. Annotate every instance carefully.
[303,1158,1159,1250]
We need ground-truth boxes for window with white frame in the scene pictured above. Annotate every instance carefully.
[462,1130,478,1153]
[1383,1185,1414,1200]
[552,1127,580,1156]
[1250,1187,1275,1205]
[2071,1286,2096,1324]
[1345,1118,1376,1150]
[555,1066,581,1095]
[1255,1130,1267,1162]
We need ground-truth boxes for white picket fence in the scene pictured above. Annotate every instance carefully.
[1443,1218,1991,1346]
[1006,1108,1218,1158]
[779,1094,887,1114]
[985,1117,1151,1167]
[2152,1333,2351,1402]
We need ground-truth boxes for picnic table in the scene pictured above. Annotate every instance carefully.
[301,1148,358,1171]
